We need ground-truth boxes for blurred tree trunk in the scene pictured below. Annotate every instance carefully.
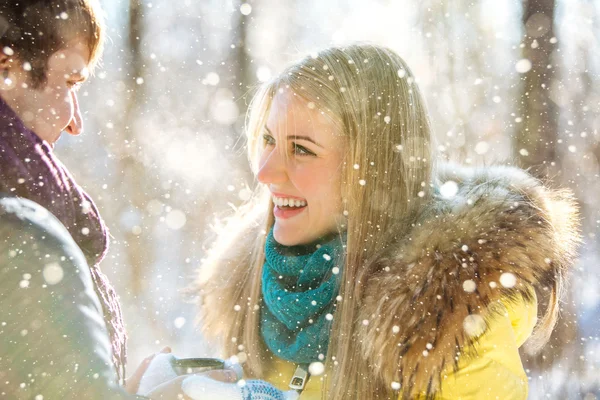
[517,0,583,386]
[120,0,150,297]
[231,1,254,186]
[515,0,559,178]
[230,0,252,102]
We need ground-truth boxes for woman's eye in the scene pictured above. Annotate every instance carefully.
[293,143,315,156]
[263,134,275,146]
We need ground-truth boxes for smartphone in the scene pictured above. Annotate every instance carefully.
[170,357,226,375]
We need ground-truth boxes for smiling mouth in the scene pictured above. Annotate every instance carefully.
[272,196,307,219]
[272,196,307,208]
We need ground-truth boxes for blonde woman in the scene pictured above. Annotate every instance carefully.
[191,44,580,399]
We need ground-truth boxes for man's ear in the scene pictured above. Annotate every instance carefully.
[0,53,10,71]
[0,52,16,89]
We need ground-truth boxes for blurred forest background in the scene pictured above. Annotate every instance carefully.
[56,0,599,398]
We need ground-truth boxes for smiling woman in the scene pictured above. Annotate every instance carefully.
[194,44,580,400]
[258,92,346,246]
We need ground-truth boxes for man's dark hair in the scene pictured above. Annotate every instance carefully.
[0,0,104,88]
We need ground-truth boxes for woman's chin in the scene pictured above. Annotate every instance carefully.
[273,225,328,247]
[272,228,298,246]
[273,225,309,247]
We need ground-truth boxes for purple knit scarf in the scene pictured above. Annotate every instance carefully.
[0,95,127,383]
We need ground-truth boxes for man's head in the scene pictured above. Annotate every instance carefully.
[0,0,105,145]
[0,0,104,88]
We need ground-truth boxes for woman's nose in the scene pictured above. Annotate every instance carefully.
[65,90,83,136]
[257,149,288,185]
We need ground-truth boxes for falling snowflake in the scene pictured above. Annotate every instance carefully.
[474,141,490,155]
[204,72,220,86]
[463,314,486,338]
[174,317,186,329]
[462,280,477,293]
[256,66,271,82]
[515,59,532,73]
[43,263,64,285]
[240,3,252,15]
[308,362,325,376]
[439,181,459,198]
[166,210,186,230]
[499,272,517,288]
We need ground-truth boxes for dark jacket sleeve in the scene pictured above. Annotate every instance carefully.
[0,196,147,399]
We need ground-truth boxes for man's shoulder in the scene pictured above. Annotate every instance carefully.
[1,194,66,235]
[0,194,80,258]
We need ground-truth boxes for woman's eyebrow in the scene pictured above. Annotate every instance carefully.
[264,126,324,148]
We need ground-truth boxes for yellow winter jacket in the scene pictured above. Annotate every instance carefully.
[264,290,537,399]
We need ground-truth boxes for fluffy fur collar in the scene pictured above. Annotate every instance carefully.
[197,164,580,398]
[356,164,580,397]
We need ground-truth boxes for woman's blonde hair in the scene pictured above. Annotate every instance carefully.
[198,44,434,399]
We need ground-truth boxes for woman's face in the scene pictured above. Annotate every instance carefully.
[0,39,90,147]
[257,91,346,246]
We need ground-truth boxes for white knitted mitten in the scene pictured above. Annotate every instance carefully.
[182,376,300,400]
[137,353,178,396]
[137,354,244,396]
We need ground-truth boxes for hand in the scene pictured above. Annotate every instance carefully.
[146,370,238,400]
[124,346,172,394]
[145,376,192,400]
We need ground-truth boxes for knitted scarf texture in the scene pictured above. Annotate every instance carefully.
[261,229,345,364]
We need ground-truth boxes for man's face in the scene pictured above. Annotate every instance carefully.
[1,39,90,147]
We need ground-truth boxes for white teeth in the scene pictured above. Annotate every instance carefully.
[273,196,307,207]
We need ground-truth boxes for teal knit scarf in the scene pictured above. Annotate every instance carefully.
[260,229,345,364]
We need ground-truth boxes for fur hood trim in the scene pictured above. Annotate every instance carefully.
[356,164,580,397]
